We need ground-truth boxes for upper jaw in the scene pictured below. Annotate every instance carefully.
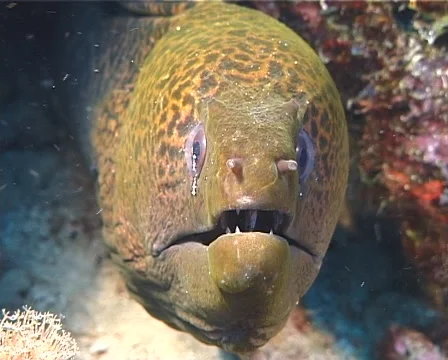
[219,209,290,235]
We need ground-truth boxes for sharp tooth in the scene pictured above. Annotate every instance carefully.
[248,210,257,230]
[236,209,240,216]
[269,229,273,235]
[220,216,226,229]
[274,213,282,232]
[235,226,241,233]
[226,227,231,234]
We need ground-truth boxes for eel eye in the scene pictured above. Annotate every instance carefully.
[185,123,206,176]
[295,129,315,183]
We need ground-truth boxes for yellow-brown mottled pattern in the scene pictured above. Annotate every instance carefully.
[120,0,195,16]
[56,1,348,354]
[116,2,347,255]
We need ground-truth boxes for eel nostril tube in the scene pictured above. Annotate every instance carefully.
[226,158,244,177]
[276,159,298,173]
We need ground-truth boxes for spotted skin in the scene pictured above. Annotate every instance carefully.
[120,0,195,16]
[54,1,348,354]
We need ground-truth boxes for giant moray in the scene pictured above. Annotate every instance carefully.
[52,0,349,355]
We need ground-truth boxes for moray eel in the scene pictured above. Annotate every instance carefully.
[54,1,349,354]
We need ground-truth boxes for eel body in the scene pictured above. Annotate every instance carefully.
[54,1,349,354]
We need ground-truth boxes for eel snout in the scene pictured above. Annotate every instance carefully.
[208,231,290,294]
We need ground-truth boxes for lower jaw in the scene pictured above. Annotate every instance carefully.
[143,235,319,352]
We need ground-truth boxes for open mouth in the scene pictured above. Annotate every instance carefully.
[219,209,287,234]
[170,209,317,258]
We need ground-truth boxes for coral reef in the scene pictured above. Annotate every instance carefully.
[347,3,448,313]
[380,326,445,360]
[0,307,79,360]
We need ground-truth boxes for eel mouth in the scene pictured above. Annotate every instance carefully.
[170,209,317,258]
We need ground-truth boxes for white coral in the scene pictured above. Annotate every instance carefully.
[0,307,79,360]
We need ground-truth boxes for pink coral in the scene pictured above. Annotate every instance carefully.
[381,326,445,360]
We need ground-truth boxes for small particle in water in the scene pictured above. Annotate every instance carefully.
[29,169,40,179]
[62,73,69,81]
[176,26,181,31]
[96,208,103,215]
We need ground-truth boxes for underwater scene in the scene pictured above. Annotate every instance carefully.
[0,1,447,359]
